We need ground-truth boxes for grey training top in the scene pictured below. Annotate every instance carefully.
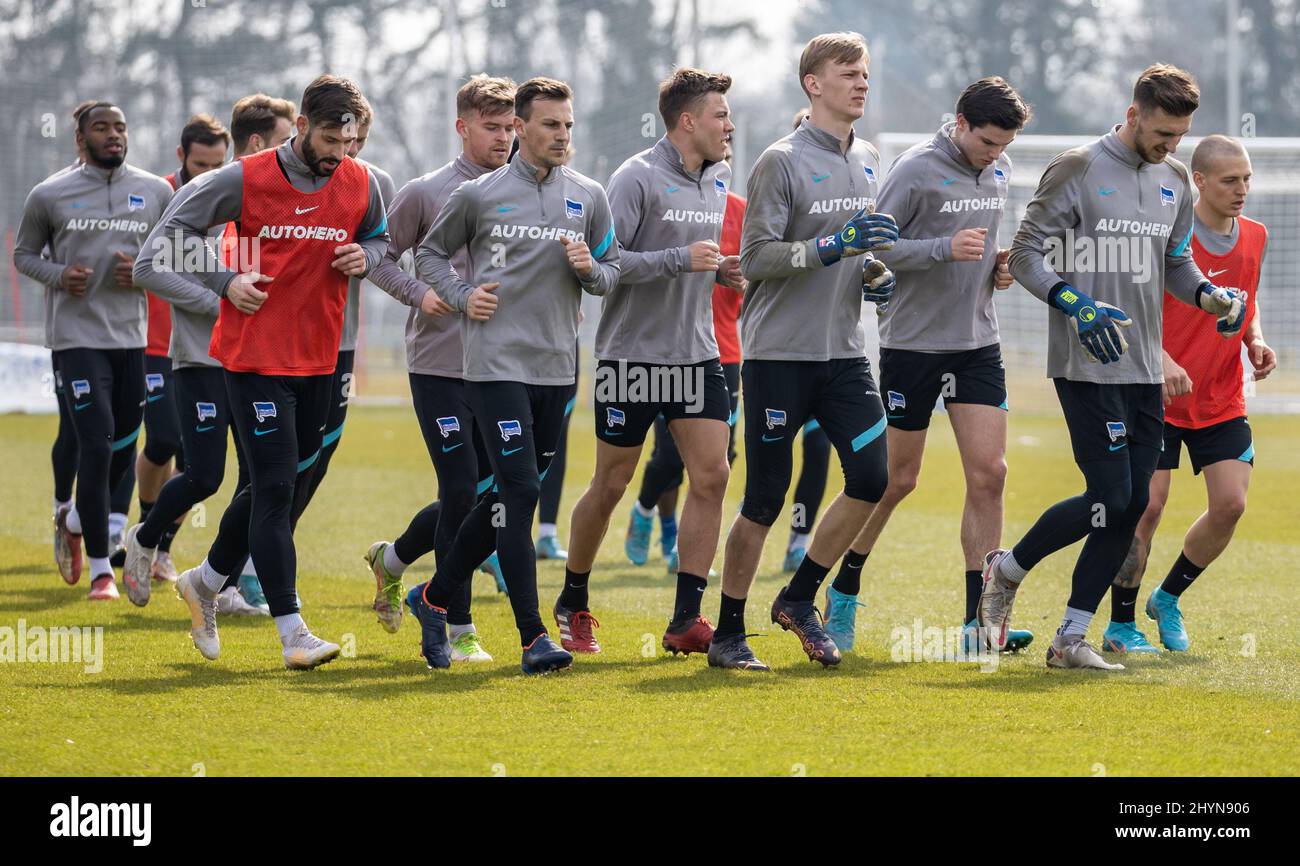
[876,123,1011,352]
[415,154,620,386]
[368,155,492,377]
[739,118,882,362]
[595,137,730,365]
[1009,127,1208,384]
[15,162,174,351]
[340,158,396,353]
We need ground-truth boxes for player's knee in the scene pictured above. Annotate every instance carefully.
[189,468,223,501]
[501,475,542,513]
[442,483,477,521]
[739,491,782,527]
[143,437,177,466]
[882,467,919,504]
[688,460,730,504]
[1210,492,1248,526]
[1088,482,1133,522]
[968,459,1008,501]
[843,456,889,505]
[592,465,633,508]
[257,479,295,514]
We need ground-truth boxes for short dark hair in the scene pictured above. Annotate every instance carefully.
[300,74,369,129]
[1133,64,1200,117]
[230,94,296,152]
[76,101,118,134]
[514,77,573,121]
[457,75,517,118]
[956,76,1032,131]
[658,67,732,130]
[179,113,231,154]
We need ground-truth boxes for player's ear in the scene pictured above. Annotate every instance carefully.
[176,144,185,165]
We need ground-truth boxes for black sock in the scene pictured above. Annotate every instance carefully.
[158,520,182,553]
[964,570,983,624]
[1111,584,1140,623]
[716,592,746,637]
[786,555,831,603]
[671,572,707,625]
[832,550,867,596]
[1160,552,1206,598]
[558,567,590,612]
[139,499,154,525]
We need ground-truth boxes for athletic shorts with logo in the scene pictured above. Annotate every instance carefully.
[1053,378,1163,466]
[879,344,1007,431]
[1158,415,1254,474]
[594,358,731,447]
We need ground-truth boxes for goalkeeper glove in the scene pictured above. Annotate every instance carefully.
[863,258,897,311]
[1196,283,1246,337]
[816,208,898,265]
[1050,282,1133,365]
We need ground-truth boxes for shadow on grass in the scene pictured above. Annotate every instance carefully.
[0,562,50,577]
[0,583,97,614]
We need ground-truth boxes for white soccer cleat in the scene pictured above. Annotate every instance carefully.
[977,548,1019,651]
[450,630,493,663]
[1046,634,1125,671]
[216,585,267,617]
[151,550,179,583]
[121,524,155,607]
[282,626,341,670]
[177,568,220,660]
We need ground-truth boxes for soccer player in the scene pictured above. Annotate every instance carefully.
[125,96,293,615]
[365,74,518,661]
[557,68,739,656]
[715,32,898,670]
[141,75,390,668]
[1101,134,1275,654]
[409,77,620,674]
[980,65,1246,670]
[131,114,231,583]
[829,77,1032,654]
[14,102,174,599]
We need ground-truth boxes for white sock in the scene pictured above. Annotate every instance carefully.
[274,612,305,644]
[538,523,557,539]
[109,512,128,536]
[197,558,227,594]
[449,623,476,641]
[54,497,70,513]
[88,556,112,579]
[65,507,82,535]
[632,501,654,519]
[789,531,810,551]
[382,543,408,577]
[1057,607,1093,639]
[997,550,1028,583]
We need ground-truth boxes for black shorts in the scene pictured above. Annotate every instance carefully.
[593,358,731,447]
[143,353,183,466]
[1053,379,1163,466]
[1158,416,1255,474]
[878,344,1008,431]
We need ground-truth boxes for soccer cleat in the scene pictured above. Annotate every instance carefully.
[479,552,507,594]
[782,545,808,573]
[405,584,450,669]
[823,585,865,652]
[707,633,770,671]
[536,535,568,561]
[659,522,678,560]
[87,574,119,601]
[977,548,1020,651]
[667,545,678,574]
[962,618,1033,654]
[521,633,573,675]
[216,586,264,616]
[237,572,271,614]
[282,626,341,670]
[1145,587,1190,652]
[364,541,404,634]
[109,529,126,569]
[151,551,179,583]
[553,600,601,653]
[450,630,493,663]
[770,586,841,667]
[120,524,153,607]
[625,506,653,566]
[177,568,220,660]
[662,615,715,655]
[1046,634,1125,671]
[1102,620,1161,654]
[53,505,82,585]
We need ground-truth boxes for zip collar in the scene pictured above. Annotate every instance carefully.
[455,153,494,180]
[78,162,128,184]
[510,152,560,186]
[935,122,978,173]
[797,118,856,155]
[653,136,714,181]
[1102,126,1148,171]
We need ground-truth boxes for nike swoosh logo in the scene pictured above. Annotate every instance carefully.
[441,443,463,453]
[295,206,319,215]
[812,173,831,183]
[888,414,905,420]
[496,205,517,213]
[762,434,784,442]
[604,430,623,437]
[1208,268,1228,278]
[71,202,86,209]
[1108,443,1127,452]
[254,427,278,436]
[665,186,680,193]
[942,178,956,186]
[1099,187,1118,196]
[74,402,91,411]
[196,425,215,432]
[501,446,523,456]
[146,394,164,403]
[1122,600,1135,606]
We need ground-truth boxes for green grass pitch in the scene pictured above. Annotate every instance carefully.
[2,403,1297,776]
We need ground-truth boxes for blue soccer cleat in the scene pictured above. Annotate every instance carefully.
[659,521,678,560]
[479,552,507,594]
[1145,587,1190,651]
[405,584,450,669]
[1102,620,1161,654]
[961,619,1033,654]
[823,585,865,652]
[536,535,568,561]
[666,545,678,574]
[625,507,653,566]
[783,545,807,573]
[521,632,573,675]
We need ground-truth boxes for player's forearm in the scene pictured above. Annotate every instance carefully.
[1008,233,1061,303]
[417,251,473,313]
[358,235,389,277]
[368,258,427,307]
[1166,258,1208,308]
[12,246,65,288]
[617,246,689,285]
[581,256,620,297]
[132,236,221,316]
[1245,310,1264,347]
[875,236,950,271]
[740,238,822,281]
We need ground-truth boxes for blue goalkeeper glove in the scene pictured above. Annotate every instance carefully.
[1050,283,1133,365]
[816,208,898,265]
[863,258,896,311]
[1196,283,1246,337]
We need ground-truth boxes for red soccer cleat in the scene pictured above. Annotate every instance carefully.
[662,615,715,655]
[553,601,601,653]
[87,574,120,601]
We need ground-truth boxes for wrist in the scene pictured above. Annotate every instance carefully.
[1048,281,1090,317]
[1195,281,1214,312]
[815,234,843,266]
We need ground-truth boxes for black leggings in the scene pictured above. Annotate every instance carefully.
[424,380,569,645]
[791,422,831,534]
[206,371,331,617]
[139,366,229,548]
[53,348,145,558]
[290,350,353,530]
[50,355,79,503]
[636,362,740,509]
[538,388,576,524]
[142,354,184,468]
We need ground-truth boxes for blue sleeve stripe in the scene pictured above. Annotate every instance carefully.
[592,224,616,259]
[359,211,388,241]
[1171,226,1193,258]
